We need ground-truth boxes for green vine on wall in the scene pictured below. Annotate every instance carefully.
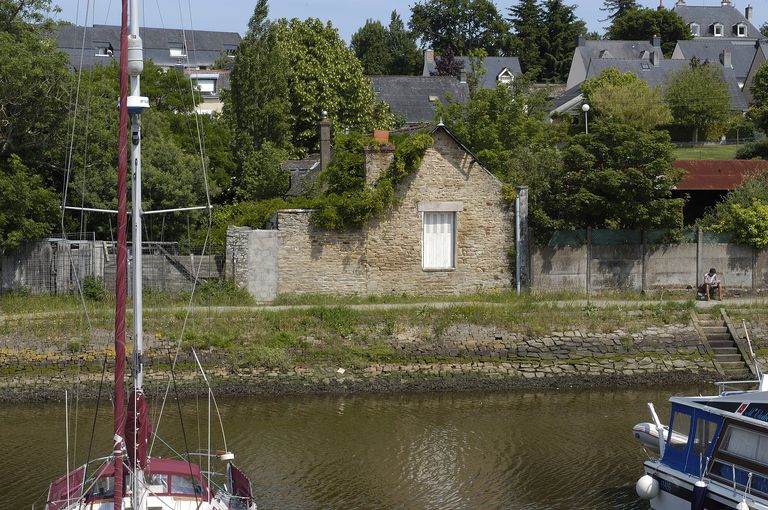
[310,131,433,230]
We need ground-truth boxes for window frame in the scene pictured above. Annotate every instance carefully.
[713,23,724,37]
[690,23,700,37]
[419,202,462,272]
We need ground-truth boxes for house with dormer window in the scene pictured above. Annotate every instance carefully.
[421,50,522,90]
[673,0,759,41]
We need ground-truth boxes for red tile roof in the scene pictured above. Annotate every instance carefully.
[674,160,768,191]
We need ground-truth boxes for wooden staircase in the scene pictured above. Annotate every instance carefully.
[694,311,753,379]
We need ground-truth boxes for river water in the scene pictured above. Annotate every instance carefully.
[1,384,714,509]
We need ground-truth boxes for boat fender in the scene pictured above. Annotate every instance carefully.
[636,475,659,500]
[691,480,707,510]
[737,499,750,510]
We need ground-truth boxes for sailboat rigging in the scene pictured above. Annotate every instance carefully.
[43,1,256,509]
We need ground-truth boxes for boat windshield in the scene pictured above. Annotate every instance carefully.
[171,474,203,496]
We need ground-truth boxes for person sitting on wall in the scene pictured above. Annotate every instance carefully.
[699,268,722,300]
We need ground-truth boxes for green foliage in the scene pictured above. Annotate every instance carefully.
[351,19,392,75]
[544,120,683,231]
[508,0,585,82]
[699,171,768,248]
[233,142,290,201]
[730,200,768,249]
[748,63,768,133]
[600,0,638,22]
[0,155,58,252]
[607,8,691,55]
[665,61,731,143]
[762,22,768,39]
[192,279,255,306]
[81,276,107,301]
[736,138,768,160]
[208,197,298,247]
[583,69,672,130]
[409,0,511,56]
[311,132,433,230]
[387,11,423,75]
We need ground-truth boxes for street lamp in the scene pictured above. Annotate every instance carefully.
[581,103,590,134]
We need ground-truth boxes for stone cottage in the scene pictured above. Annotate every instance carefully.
[226,125,516,299]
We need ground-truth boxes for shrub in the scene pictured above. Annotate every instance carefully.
[193,279,254,306]
[82,276,107,301]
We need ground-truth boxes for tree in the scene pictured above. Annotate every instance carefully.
[233,142,289,201]
[540,0,586,82]
[351,12,421,76]
[761,21,768,38]
[507,0,544,78]
[351,20,393,75]
[409,0,510,56]
[699,172,768,249]
[607,8,691,55]
[582,69,672,130]
[600,0,638,23]
[387,11,422,75]
[0,155,58,252]
[748,63,768,133]
[548,121,683,230]
[665,60,731,143]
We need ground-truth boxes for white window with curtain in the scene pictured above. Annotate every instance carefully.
[419,202,462,271]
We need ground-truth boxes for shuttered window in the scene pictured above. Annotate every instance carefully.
[422,212,455,270]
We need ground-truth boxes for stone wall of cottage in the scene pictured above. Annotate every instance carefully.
[275,129,515,296]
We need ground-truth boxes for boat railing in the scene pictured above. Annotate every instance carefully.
[715,379,761,395]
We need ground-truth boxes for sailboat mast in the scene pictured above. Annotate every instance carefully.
[127,0,147,508]
[113,0,130,508]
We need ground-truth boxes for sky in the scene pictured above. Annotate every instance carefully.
[51,0,766,43]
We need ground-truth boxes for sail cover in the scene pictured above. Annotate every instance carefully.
[46,465,86,510]
[228,463,254,508]
[125,389,151,470]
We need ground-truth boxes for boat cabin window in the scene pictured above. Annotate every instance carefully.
[148,473,169,493]
[694,417,718,456]
[721,425,768,465]
[668,410,692,452]
[171,474,203,496]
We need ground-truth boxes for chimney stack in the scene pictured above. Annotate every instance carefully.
[319,111,331,170]
[746,5,753,22]
[657,0,664,11]
[721,0,729,6]
[651,35,661,47]
[676,0,685,4]
[721,49,733,69]
[651,50,661,66]
[576,34,586,47]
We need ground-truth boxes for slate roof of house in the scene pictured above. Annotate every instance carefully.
[673,39,760,82]
[52,24,241,70]
[282,154,321,197]
[674,159,768,190]
[588,58,747,111]
[370,75,469,125]
[574,40,659,69]
[422,55,522,89]
[673,4,761,39]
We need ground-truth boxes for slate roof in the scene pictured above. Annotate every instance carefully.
[52,24,241,70]
[422,55,522,89]
[283,155,321,197]
[673,4,761,39]
[370,76,470,125]
[674,160,768,190]
[585,58,748,112]
[574,40,659,69]
[672,39,760,83]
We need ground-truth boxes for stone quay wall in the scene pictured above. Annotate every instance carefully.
[0,321,718,401]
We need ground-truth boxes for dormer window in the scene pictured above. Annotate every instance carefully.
[734,23,747,37]
[690,23,700,37]
[712,23,724,37]
[169,44,187,58]
[95,41,115,57]
[497,68,514,85]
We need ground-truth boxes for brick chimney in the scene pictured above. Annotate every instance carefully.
[721,49,733,68]
[319,112,331,170]
[746,5,753,22]
[363,138,395,188]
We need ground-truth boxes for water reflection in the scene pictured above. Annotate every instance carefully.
[1,385,717,509]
